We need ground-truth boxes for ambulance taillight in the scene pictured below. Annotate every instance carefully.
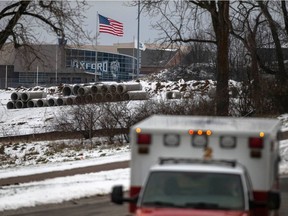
[137,134,151,145]
[249,137,264,149]
[136,127,151,145]
[249,133,264,158]
[136,128,151,154]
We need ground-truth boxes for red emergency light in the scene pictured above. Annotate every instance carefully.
[137,134,151,145]
[249,137,263,149]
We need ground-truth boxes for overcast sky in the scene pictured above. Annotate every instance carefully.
[85,1,157,45]
[0,0,156,46]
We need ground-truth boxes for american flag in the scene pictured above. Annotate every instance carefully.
[98,14,124,37]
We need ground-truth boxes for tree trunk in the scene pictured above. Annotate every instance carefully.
[258,1,287,83]
[247,32,261,113]
[211,1,230,116]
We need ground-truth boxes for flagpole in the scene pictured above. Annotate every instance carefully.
[95,12,99,82]
[133,36,135,78]
[136,0,140,79]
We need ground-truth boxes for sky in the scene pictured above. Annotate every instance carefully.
[0,79,288,212]
[0,0,158,46]
[49,1,158,46]
[88,1,152,45]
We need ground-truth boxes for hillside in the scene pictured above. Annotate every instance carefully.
[0,77,287,172]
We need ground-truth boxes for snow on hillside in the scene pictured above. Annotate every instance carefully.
[0,79,287,211]
[0,79,287,170]
[0,79,216,136]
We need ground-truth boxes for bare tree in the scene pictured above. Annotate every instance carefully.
[138,0,230,116]
[229,1,264,113]
[253,0,288,113]
[0,0,90,50]
[281,1,288,37]
[55,104,102,141]
[98,101,135,143]
[195,1,230,116]
[257,0,287,83]
[55,102,132,144]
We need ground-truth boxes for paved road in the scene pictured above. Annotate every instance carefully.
[0,195,131,216]
[0,160,129,186]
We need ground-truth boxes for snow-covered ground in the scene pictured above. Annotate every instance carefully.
[0,80,288,211]
[0,154,130,211]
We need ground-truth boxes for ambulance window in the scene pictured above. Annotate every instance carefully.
[140,171,245,210]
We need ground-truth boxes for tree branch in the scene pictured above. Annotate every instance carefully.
[0,1,21,18]
[0,1,31,50]
[22,11,62,35]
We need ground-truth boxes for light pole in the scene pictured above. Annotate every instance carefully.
[55,42,58,85]
[5,65,8,89]
[36,65,39,86]
[136,0,140,79]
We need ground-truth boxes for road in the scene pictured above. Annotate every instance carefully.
[0,195,130,216]
[0,161,129,186]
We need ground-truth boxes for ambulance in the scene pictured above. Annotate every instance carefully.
[111,115,282,216]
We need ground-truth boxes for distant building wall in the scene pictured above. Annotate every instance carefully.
[0,44,138,87]
[0,42,181,88]
[0,65,18,88]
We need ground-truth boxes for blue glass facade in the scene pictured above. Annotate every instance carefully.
[3,45,143,87]
[65,48,137,81]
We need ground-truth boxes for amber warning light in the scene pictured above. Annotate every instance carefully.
[188,129,212,136]
[189,129,212,148]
